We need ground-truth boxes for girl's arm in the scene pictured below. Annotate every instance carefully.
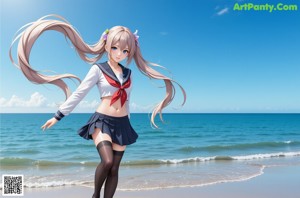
[54,64,101,120]
[41,64,100,131]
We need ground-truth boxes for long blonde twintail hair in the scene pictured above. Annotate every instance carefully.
[9,14,106,98]
[9,14,186,128]
[133,48,186,128]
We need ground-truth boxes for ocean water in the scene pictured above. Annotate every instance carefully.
[0,113,300,190]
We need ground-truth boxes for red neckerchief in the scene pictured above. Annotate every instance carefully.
[102,72,131,107]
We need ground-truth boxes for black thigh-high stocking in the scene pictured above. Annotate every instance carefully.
[103,150,124,198]
[93,141,113,198]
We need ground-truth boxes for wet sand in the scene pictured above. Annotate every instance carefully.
[12,164,300,198]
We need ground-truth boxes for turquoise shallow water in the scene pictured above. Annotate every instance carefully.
[1,113,300,190]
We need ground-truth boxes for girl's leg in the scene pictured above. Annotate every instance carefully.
[92,128,114,198]
[103,143,126,198]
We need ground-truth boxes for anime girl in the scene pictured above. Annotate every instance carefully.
[9,14,186,198]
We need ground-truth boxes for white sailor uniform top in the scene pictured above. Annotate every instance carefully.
[54,61,132,120]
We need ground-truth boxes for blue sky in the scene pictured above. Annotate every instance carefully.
[1,0,299,113]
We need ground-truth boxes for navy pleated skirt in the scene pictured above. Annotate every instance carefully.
[77,112,138,146]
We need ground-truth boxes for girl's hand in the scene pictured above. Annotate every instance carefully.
[41,117,58,131]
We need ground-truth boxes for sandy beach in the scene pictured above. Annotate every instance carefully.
[15,164,300,198]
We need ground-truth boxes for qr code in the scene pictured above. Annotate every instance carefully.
[2,175,24,196]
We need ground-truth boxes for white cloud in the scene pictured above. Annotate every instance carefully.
[47,102,60,108]
[0,92,47,107]
[0,93,99,113]
[130,102,154,113]
[217,7,229,16]
[0,98,6,105]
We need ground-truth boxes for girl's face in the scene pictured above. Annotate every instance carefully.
[108,42,129,63]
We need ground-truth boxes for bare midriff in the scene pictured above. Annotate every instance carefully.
[96,96,128,117]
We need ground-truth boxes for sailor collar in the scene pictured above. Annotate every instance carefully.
[95,61,131,107]
[96,61,131,85]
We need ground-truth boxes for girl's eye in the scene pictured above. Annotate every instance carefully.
[111,47,118,50]
[123,50,129,54]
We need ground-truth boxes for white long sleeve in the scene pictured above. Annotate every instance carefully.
[56,65,100,117]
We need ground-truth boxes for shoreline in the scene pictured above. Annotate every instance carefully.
[9,164,300,198]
